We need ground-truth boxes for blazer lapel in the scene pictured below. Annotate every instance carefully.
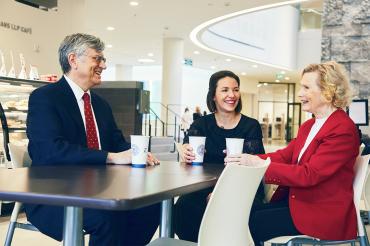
[57,78,86,135]
[296,110,344,164]
[292,119,314,164]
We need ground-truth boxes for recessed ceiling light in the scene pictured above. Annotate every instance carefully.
[138,58,155,63]
[193,51,200,55]
[210,66,216,69]
[275,79,280,82]
[263,83,268,86]
[285,76,290,80]
[252,64,258,68]
[130,1,139,6]
[241,72,246,76]
[280,71,286,74]
[106,44,113,48]
[106,26,115,31]
[257,84,262,88]
[225,58,231,62]
[147,53,154,57]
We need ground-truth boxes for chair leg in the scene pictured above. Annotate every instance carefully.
[4,222,16,246]
[359,236,368,246]
[4,202,22,246]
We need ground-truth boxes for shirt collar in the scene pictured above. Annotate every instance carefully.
[64,75,91,101]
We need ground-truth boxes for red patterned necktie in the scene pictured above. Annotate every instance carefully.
[82,93,99,149]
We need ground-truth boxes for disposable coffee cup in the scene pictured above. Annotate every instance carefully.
[226,138,244,155]
[130,135,149,168]
[189,136,206,166]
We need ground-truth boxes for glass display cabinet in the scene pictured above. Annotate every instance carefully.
[0,76,47,165]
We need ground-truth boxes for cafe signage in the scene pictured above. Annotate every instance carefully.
[0,21,32,35]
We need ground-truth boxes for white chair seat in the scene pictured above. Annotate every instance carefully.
[148,238,197,246]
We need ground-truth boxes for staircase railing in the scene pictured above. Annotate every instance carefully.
[151,102,182,142]
[143,108,165,137]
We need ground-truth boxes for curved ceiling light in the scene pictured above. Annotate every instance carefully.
[189,0,309,71]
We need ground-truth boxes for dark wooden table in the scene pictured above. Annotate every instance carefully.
[0,161,223,245]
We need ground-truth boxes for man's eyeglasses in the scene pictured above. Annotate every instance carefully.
[91,55,107,64]
[83,55,107,64]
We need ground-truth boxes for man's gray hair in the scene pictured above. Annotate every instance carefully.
[58,33,105,74]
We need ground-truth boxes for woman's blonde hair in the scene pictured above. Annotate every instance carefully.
[302,61,352,108]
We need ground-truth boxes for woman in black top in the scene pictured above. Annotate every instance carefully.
[174,70,265,242]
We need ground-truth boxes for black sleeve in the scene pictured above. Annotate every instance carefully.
[183,118,205,144]
[244,119,265,155]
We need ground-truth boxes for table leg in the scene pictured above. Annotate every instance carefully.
[63,206,83,246]
[159,198,174,238]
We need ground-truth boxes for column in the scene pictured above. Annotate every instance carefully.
[161,38,183,135]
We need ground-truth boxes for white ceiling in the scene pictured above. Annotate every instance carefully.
[84,0,322,82]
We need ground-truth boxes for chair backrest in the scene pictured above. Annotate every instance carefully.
[353,154,370,237]
[7,143,32,168]
[198,158,271,246]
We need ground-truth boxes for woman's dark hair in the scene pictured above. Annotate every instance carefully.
[206,70,242,113]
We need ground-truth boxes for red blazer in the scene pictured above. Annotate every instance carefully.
[259,109,360,240]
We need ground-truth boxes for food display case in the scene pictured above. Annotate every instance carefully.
[0,76,47,164]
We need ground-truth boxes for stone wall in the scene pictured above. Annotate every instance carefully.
[322,0,370,135]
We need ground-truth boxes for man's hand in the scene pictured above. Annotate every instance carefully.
[107,149,132,164]
[107,150,160,166]
[146,152,160,166]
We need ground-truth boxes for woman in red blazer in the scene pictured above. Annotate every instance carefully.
[225,61,360,244]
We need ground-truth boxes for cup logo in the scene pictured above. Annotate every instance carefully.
[197,144,205,155]
[131,144,140,156]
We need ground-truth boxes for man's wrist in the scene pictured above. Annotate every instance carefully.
[106,152,115,163]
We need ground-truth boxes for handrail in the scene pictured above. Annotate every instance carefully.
[148,102,183,141]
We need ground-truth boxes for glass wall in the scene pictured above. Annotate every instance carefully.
[257,82,298,143]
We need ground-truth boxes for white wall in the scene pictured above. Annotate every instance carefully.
[297,29,322,70]
[0,0,86,76]
[201,5,300,70]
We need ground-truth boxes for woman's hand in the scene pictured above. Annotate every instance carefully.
[224,153,265,166]
[146,152,160,166]
[182,144,195,164]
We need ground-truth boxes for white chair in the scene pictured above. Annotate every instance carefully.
[5,143,39,246]
[264,154,370,246]
[148,158,271,246]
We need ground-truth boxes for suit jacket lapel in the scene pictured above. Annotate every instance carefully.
[57,78,86,136]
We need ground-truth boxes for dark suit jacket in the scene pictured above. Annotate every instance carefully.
[25,76,131,239]
[26,76,130,166]
[259,109,359,240]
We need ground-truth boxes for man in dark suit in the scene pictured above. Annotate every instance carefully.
[25,33,160,245]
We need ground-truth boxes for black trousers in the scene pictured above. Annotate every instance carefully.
[249,199,301,245]
[25,203,160,246]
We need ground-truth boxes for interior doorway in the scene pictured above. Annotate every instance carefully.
[257,82,297,143]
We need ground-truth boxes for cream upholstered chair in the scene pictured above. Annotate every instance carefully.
[5,143,39,246]
[264,154,370,246]
[148,158,271,246]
